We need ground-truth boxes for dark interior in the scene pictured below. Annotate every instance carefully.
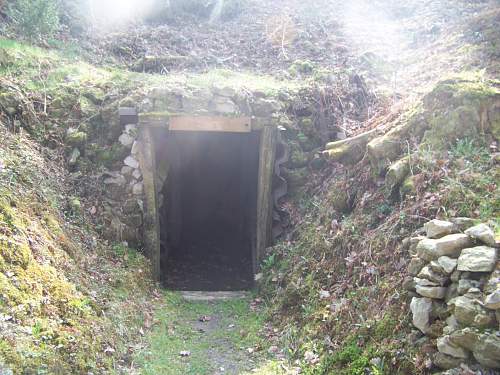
[155,130,260,291]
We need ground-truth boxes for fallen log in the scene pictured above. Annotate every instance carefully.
[322,128,382,165]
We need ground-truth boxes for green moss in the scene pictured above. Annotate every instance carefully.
[65,131,88,147]
[0,237,31,268]
[400,175,416,197]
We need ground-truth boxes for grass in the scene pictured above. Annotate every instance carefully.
[135,292,270,375]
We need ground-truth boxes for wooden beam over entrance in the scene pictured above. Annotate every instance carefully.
[170,116,252,133]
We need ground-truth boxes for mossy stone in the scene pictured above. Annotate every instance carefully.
[66,131,87,147]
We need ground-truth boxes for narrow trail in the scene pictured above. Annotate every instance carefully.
[135,292,284,375]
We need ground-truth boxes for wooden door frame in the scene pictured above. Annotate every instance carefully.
[138,114,276,282]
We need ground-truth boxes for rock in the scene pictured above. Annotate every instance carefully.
[433,352,463,369]
[449,327,479,351]
[124,156,140,169]
[418,265,448,286]
[409,236,426,256]
[485,270,500,294]
[450,217,475,231]
[131,141,140,155]
[125,124,137,133]
[416,285,447,299]
[132,182,144,196]
[445,282,458,303]
[473,333,500,368]
[385,157,410,193]
[123,199,140,214]
[408,257,427,276]
[465,224,496,247]
[437,256,458,274]
[425,219,456,239]
[450,270,461,282]
[443,315,460,335]
[212,85,236,97]
[121,166,133,176]
[437,335,469,359]
[403,276,416,291]
[69,148,80,166]
[410,297,432,333]
[252,98,281,116]
[119,133,135,147]
[484,290,500,310]
[453,295,495,328]
[210,96,238,114]
[414,277,439,287]
[132,169,142,179]
[417,234,472,261]
[457,279,481,295]
[457,246,497,272]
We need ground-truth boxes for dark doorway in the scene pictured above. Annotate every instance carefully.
[156,130,260,290]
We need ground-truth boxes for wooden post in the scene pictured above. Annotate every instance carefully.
[138,126,161,280]
[255,125,277,273]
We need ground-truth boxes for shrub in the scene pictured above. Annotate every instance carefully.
[7,0,60,40]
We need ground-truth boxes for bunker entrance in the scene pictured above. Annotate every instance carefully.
[156,130,260,290]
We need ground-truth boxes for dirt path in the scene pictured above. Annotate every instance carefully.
[134,292,284,375]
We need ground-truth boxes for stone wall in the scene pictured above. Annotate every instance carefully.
[101,84,288,247]
[405,219,499,373]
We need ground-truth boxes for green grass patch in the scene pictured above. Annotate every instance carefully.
[136,292,268,375]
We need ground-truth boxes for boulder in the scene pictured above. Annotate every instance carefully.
[418,265,449,286]
[432,256,457,275]
[417,234,472,261]
[450,217,475,231]
[484,290,500,310]
[437,335,469,359]
[119,133,135,147]
[457,279,481,295]
[403,277,416,291]
[453,295,495,328]
[410,297,432,333]
[465,224,496,247]
[409,236,426,256]
[408,257,427,276]
[424,219,456,239]
[210,96,238,114]
[124,156,140,169]
[416,285,447,299]
[485,270,500,294]
[457,246,497,272]
[449,327,479,351]
[473,333,500,368]
[385,157,410,193]
[443,315,460,335]
[414,277,439,287]
[252,98,281,116]
[132,182,144,196]
[121,166,133,176]
[433,352,463,370]
[131,141,140,155]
